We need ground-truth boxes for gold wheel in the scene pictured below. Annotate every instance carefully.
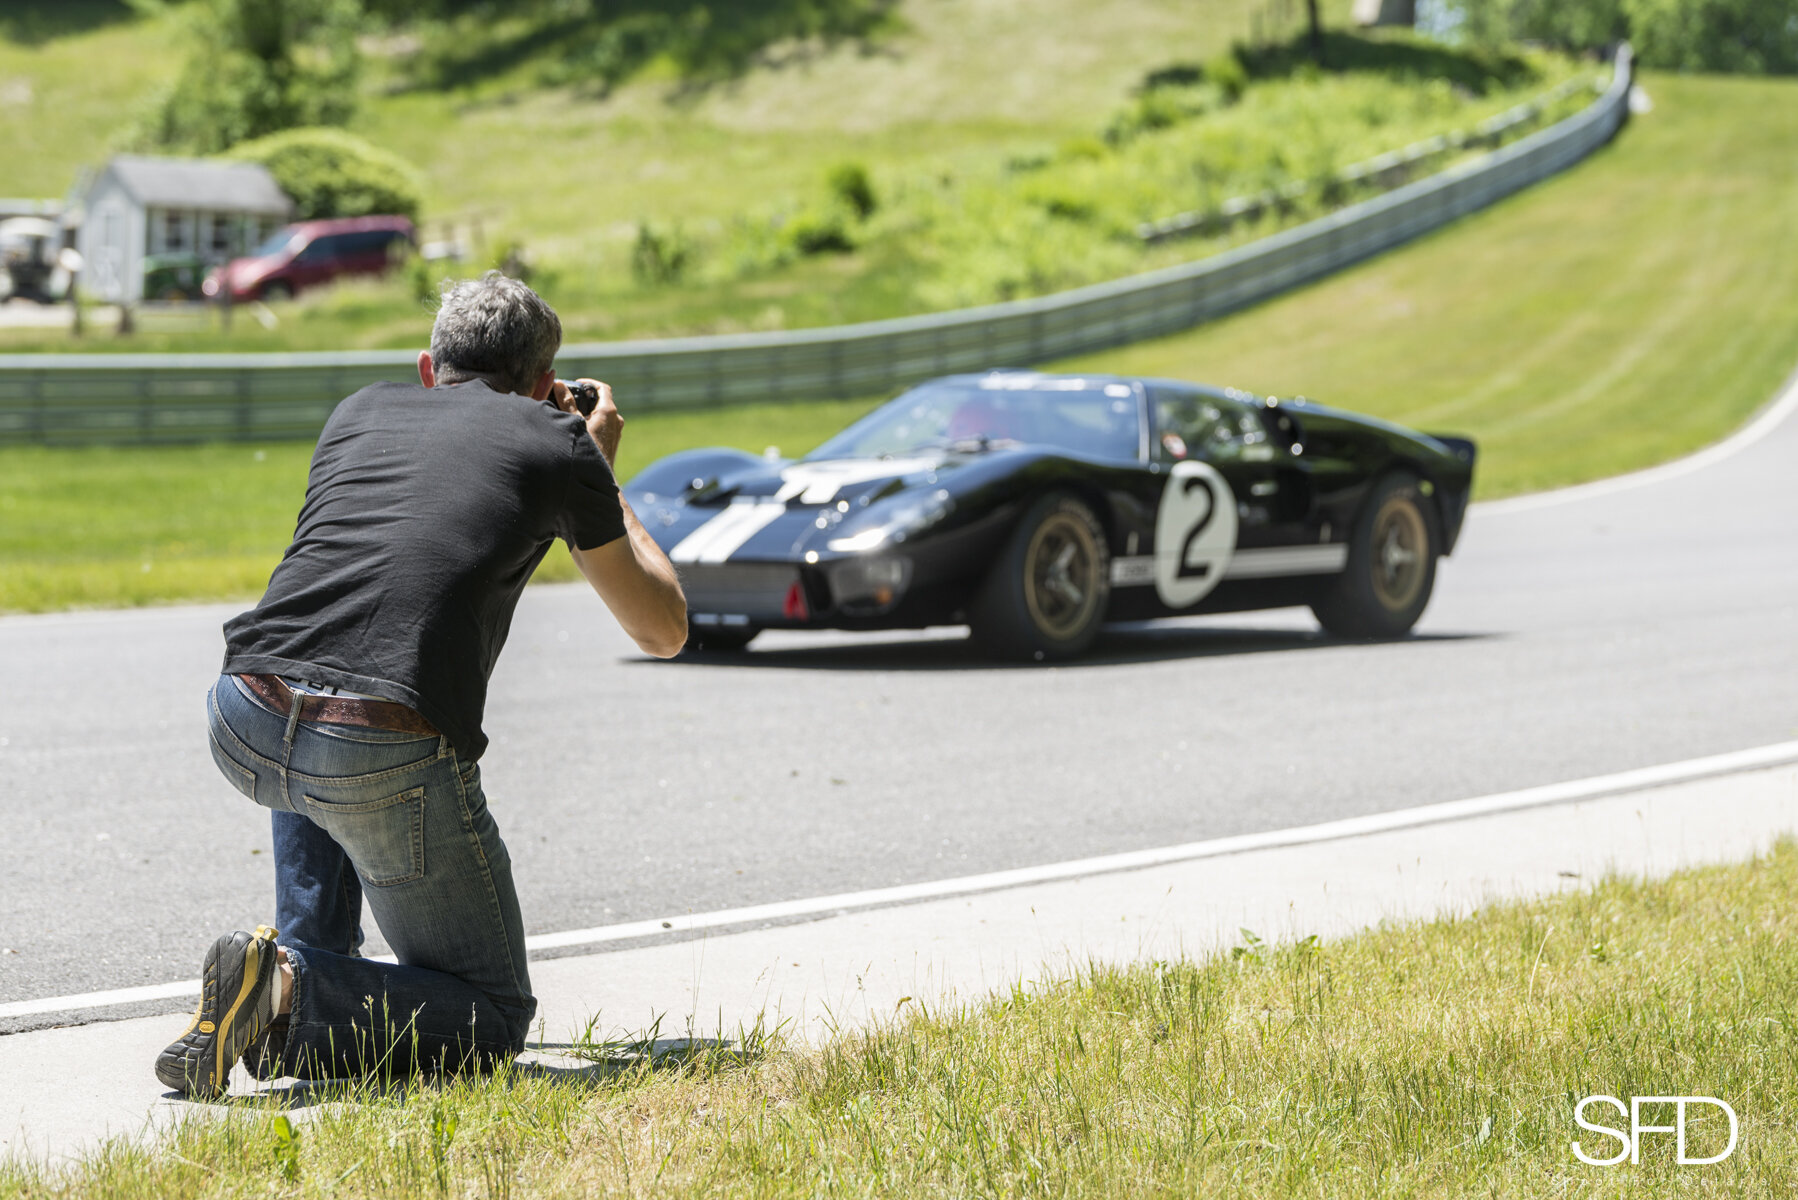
[1023,509,1102,640]
[1369,493,1427,613]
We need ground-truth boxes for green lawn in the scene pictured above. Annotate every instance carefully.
[0,396,880,611]
[7,842,1794,1196]
[2,71,1793,614]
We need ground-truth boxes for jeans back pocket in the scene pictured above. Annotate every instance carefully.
[303,786,426,887]
[208,732,260,804]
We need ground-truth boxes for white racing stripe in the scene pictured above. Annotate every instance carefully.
[1224,544,1349,579]
[669,499,789,564]
[666,458,938,565]
[7,740,1796,1022]
[1111,544,1348,586]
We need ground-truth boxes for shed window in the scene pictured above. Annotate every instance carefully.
[210,214,234,255]
[164,210,187,251]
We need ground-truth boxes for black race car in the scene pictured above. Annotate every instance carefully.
[625,371,1476,660]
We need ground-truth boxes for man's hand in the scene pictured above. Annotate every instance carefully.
[555,377,687,657]
[552,377,623,467]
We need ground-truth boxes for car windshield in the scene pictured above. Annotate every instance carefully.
[807,379,1142,462]
[249,227,298,258]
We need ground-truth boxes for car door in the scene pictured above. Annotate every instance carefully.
[1147,385,1316,609]
[344,230,393,278]
[289,234,342,289]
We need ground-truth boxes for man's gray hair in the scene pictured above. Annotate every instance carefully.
[429,271,562,397]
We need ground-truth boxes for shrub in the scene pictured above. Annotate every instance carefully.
[826,163,879,220]
[401,251,438,305]
[1023,183,1098,222]
[228,128,424,221]
[1207,50,1250,103]
[1104,91,1192,145]
[782,208,857,256]
[632,221,693,284]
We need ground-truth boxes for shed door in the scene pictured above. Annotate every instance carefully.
[95,207,125,302]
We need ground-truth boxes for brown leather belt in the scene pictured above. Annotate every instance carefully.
[239,674,439,737]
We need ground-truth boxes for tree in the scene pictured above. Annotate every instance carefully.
[148,0,363,153]
[1455,0,1797,72]
[1306,0,1324,63]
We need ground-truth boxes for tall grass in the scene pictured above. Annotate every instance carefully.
[6,843,1794,1197]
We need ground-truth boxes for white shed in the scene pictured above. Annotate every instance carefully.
[1353,0,1417,25]
[74,156,293,303]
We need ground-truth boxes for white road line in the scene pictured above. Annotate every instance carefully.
[1474,362,1798,515]
[7,739,1797,1023]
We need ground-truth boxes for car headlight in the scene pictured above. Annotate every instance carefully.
[826,489,953,552]
[829,556,912,612]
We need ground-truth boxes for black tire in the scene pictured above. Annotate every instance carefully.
[684,624,759,653]
[969,491,1111,661]
[260,281,293,302]
[1311,471,1439,638]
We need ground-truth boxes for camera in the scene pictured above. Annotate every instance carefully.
[563,379,600,418]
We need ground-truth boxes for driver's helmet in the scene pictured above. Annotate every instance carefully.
[946,395,1024,443]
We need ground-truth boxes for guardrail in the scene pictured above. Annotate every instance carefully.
[0,47,1631,446]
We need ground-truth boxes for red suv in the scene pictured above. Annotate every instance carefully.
[204,215,415,302]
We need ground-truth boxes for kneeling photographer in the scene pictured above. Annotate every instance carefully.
[156,271,686,1096]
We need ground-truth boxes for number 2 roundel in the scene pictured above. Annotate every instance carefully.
[1154,461,1237,608]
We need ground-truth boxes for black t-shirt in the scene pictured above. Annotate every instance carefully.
[223,379,627,760]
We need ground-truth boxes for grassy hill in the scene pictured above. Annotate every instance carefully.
[0,0,1590,352]
[1063,70,1798,497]
[1,0,1334,217]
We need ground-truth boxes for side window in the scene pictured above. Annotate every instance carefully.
[1152,388,1265,463]
[296,235,342,262]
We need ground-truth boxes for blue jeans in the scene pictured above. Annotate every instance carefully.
[206,675,535,1079]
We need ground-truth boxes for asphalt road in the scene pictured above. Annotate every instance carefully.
[3,389,1795,1030]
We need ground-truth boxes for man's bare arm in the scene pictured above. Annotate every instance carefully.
[556,378,688,658]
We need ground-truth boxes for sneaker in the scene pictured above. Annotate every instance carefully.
[154,925,281,1099]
